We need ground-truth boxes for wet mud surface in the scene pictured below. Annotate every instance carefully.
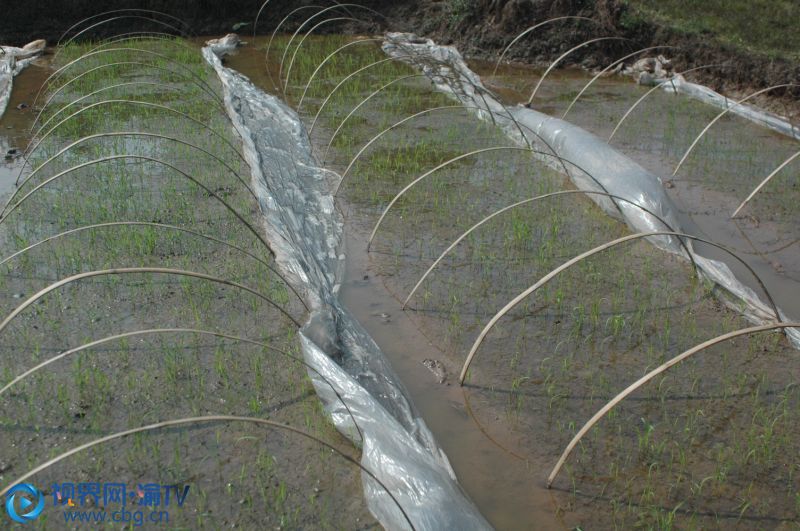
[475,58,800,319]
[230,34,799,529]
[0,57,50,200]
[0,38,376,529]
[4,28,792,529]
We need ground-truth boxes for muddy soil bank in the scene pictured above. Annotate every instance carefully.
[3,0,798,114]
[0,0,386,46]
[396,0,800,116]
[0,0,800,106]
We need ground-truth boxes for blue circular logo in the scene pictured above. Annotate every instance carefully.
[5,483,44,524]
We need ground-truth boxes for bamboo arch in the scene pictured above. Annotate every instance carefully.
[607,63,727,143]
[56,9,190,47]
[95,31,189,45]
[0,267,302,334]
[0,221,307,311]
[308,54,419,135]
[547,322,800,487]
[491,16,597,76]
[0,328,353,436]
[30,61,225,135]
[0,415,416,530]
[53,14,190,63]
[402,190,697,309]
[10,130,253,214]
[278,4,385,84]
[527,37,627,105]
[336,105,572,196]
[673,83,799,176]
[296,37,384,111]
[562,45,675,119]
[2,155,273,258]
[85,33,197,57]
[367,146,631,251]
[323,73,425,161]
[265,4,325,75]
[253,0,276,39]
[21,99,246,185]
[732,150,800,218]
[283,17,365,91]
[459,230,784,384]
[38,47,222,109]
[321,65,540,164]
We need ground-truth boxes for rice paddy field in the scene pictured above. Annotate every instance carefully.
[0,6,798,530]
[244,31,798,529]
[0,36,376,529]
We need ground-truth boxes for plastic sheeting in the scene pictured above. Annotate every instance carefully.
[0,40,45,119]
[664,75,798,140]
[381,32,800,349]
[204,34,241,57]
[202,46,492,530]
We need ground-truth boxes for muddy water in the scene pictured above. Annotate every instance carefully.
[0,56,50,200]
[340,217,564,531]
[1,39,380,530]
[473,58,800,320]
[225,40,567,529]
[226,39,798,529]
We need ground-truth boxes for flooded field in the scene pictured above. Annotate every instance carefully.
[229,33,798,529]
[0,37,376,529]
[1,12,798,531]
[479,59,800,319]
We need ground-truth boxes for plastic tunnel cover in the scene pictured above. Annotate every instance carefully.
[380,32,800,349]
[201,46,492,530]
[0,40,45,119]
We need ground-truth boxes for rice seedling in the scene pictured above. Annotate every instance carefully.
[0,31,384,528]
[6,8,797,527]
[672,83,800,176]
[267,30,799,528]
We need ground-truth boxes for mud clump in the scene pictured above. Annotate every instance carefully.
[422,358,448,384]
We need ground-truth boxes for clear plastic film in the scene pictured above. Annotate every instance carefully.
[665,75,799,140]
[0,40,45,118]
[202,46,492,530]
[381,32,800,349]
[629,60,797,140]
